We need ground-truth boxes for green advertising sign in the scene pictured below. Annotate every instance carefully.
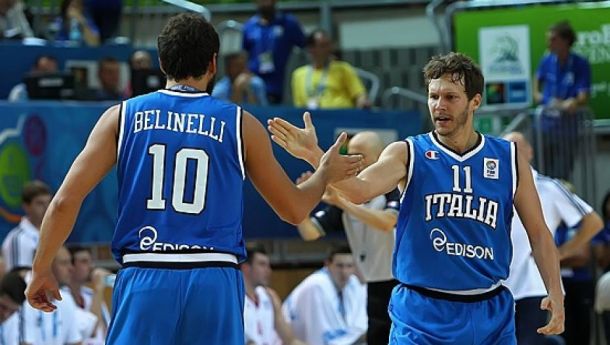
[453,2,610,119]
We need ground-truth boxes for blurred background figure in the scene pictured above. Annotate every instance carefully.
[84,0,122,43]
[213,51,268,105]
[1,181,52,271]
[291,29,369,110]
[54,0,100,46]
[0,270,28,344]
[283,246,367,345]
[241,245,302,345]
[127,49,165,98]
[95,56,122,100]
[0,0,33,40]
[8,54,58,101]
[68,246,111,345]
[534,20,591,181]
[242,0,305,104]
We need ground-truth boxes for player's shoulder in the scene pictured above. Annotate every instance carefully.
[292,65,309,78]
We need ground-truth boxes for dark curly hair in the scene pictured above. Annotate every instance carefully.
[423,52,484,100]
[157,13,219,81]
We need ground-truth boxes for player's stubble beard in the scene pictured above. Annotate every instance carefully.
[205,75,216,94]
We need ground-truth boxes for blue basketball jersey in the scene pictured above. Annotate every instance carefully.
[114,89,246,264]
[393,132,517,290]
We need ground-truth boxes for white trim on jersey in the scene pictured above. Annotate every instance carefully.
[401,138,415,204]
[510,142,517,197]
[428,281,503,296]
[157,90,209,98]
[236,106,246,180]
[122,252,238,264]
[428,131,486,162]
[117,100,127,157]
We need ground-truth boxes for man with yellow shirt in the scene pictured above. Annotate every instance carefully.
[292,29,370,109]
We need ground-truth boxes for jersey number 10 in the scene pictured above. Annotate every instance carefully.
[147,144,209,214]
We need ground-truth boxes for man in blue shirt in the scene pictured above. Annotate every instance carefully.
[534,21,591,180]
[212,51,268,105]
[242,0,305,104]
[534,21,591,112]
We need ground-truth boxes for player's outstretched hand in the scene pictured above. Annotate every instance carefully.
[25,269,62,312]
[318,132,363,184]
[267,112,319,163]
[537,294,565,335]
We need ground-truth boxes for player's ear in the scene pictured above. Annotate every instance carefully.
[470,93,482,111]
[208,53,217,76]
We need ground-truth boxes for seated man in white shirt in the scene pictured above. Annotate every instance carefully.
[2,180,52,271]
[0,270,28,345]
[67,246,112,345]
[503,132,603,345]
[22,246,95,345]
[241,245,303,345]
[283,245,367,345]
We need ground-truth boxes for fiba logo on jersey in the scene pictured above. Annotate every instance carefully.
[483,158,499,179]
[429,228,494,260]
[138,225,210,251]
[425,150,439,160]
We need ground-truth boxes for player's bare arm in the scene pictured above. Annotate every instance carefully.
[332,141,408,205]
[243,111,361,225]
[513,152,564,335]
[26,104,119,312]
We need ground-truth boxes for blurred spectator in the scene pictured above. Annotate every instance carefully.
[1,180,52,271]
[0,270,27,344]
[241,245,302,345]
[242,0,305,104]
[8,55,59,102]
[22,246,93,345]
[84,0,121,42]
[294,131,397,345]
[282,246,367,345]
[503,132,603,345]
[291,29,369,109]
[95,56,122,101]
[125,49,155,98]
[0,0,33,39]
[213,51,268,105]
[54,0,100,46]
[67,246,111,345]
[534,20,591,180]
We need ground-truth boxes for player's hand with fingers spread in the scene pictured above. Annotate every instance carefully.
[25,269,62,313]
[317,132,363,183]
[267,112,321,165]
[537,294,565,335]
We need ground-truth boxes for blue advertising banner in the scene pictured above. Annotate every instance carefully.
[0,101,421,243]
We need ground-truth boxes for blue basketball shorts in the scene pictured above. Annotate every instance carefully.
[106,266,245,345]
[388,284,516,345]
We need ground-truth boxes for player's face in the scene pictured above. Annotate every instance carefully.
[52,248,74,286]
[326,254,354,289]
[250,253,272,286]
[547,31,569,54]
[72,250,94,284]
[0,295,19,323]
[427,74,479,137]
[23,194,51,228]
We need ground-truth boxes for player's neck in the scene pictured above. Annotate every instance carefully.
[166,78,207,92]
[312,57,331,69]
[436,129,479,154]
[245,284,258,304]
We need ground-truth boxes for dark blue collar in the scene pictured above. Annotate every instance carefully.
[167,84,203,93]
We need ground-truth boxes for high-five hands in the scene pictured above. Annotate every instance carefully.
[267,112,321,165]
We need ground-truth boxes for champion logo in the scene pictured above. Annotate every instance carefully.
[425,150,439,160]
